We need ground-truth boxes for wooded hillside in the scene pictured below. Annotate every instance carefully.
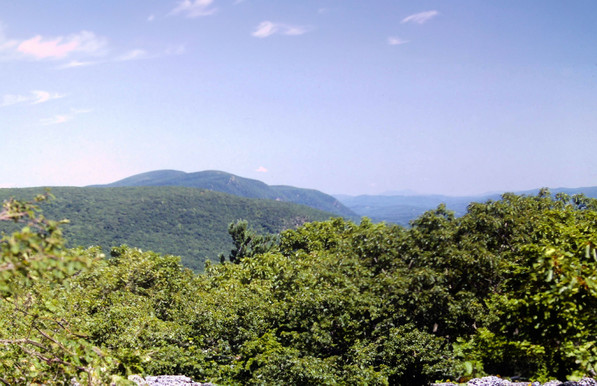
[92,169,357,218]
[0,186,336,270]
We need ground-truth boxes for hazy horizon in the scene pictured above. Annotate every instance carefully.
[2,167,596,198]
[2,1,596,196]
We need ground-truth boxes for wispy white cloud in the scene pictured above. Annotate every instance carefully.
[252,21,276,38]
[70,108,93,114]
[40,114,72,125]
[1,94,29,107]
[17,30,107,60]
[116,49,148,61]
[401,10,439,24]
[252,21,311,38]
[0,25,108,63]
[115,45,184,62]
[165,44,186,56]
[57,60,97,69]
[1,90,65,107]
[387,36,409,46]
[170,0,217,18]
[147,14,155,22]
[1,22,179,67]
[256,166,268,173]
[31,90,66,104]
[40,108,91,125]
[18,35,76,59]
[56,44,183,68]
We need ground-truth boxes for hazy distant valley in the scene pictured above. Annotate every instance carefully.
[336,186,597,225]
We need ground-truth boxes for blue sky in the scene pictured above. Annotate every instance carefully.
[1,1,596,196]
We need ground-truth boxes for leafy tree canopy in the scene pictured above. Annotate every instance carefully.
[1,190,597,384]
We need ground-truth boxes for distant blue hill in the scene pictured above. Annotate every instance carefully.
[335,186,597,226]
[91,170,357,218]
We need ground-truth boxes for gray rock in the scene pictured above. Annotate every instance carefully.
[468,376,511,385]
[128,375,214,386]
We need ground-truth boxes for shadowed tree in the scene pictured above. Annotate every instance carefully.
[220,220,278,264]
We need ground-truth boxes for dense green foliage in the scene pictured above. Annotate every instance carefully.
[1,190,597,384]
[0,187,334,271]
[219,220,279,263]
[0,193,122,384]
[94,169,358,218]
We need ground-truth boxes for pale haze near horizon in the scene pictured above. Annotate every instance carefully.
[1,1,596,196]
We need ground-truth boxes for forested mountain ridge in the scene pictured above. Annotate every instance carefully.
[91,169,357,218]
[0,186,336,270]
[336,186,597,225]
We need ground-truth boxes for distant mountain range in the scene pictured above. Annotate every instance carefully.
[92,169,597,226]
[335,186,597,225]
[91,170,357,218]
